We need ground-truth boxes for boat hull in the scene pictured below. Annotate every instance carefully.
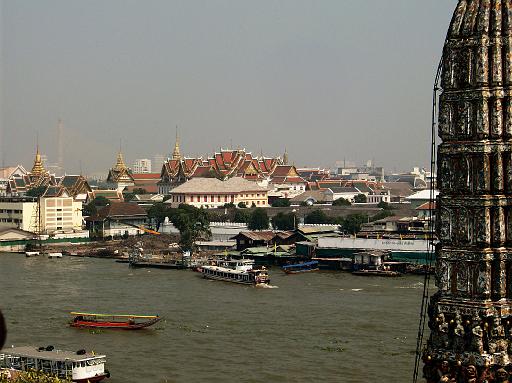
[129,262,184,269]
[352,270,402,277]
[74,374,108,382]
[70,317,161,330]
[202,273,258,285]
[283,268,319,274]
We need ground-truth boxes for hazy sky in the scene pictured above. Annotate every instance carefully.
[0,0,458,175]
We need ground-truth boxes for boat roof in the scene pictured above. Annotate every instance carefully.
[0,347,105,363]
[70,312,158,319]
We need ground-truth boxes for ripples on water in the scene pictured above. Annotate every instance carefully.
[0,253,429,382]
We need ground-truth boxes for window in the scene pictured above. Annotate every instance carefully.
[204,196,207,202]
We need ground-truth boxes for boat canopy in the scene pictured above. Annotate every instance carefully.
[69,312,159,319]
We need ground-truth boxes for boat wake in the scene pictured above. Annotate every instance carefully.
[256,284,278,289]
[395,282,424,289]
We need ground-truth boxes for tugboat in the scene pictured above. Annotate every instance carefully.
[200,259,270,286]
[0,345,109,382]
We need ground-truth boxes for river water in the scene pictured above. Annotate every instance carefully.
[0,253,428,382]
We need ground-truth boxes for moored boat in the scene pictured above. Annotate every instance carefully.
[200,259,270,286]
[282,260,319,274]
[47,252,63,259]
[0,345,109,382]
[25,251,40,257]
[69,312,161,330]
[352,269,402,277]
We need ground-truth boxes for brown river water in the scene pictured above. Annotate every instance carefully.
[0,253,428,382]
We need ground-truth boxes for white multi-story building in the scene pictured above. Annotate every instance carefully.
[0,188,84,235]
[133,159,152,174]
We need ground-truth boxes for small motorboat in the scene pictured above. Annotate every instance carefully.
[282,260,319,274]
[69,312,161,330]
[47,252,63,259]
[25,251,40,257]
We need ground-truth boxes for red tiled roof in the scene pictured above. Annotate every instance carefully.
[416,201,436,210]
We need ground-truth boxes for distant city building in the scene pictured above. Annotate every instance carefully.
[132,159,152,174]
[0,187,84,236]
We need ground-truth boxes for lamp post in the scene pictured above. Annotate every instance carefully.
[292,209,297,229]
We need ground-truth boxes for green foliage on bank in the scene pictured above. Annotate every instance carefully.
[0,370,71,383]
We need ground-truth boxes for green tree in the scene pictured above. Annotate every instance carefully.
[82,196,110,217]
[371,210,394,222]
[271,212,296,230]
[233,209,250,223]
[248,208,269,230]
[237,202,247,208]
[148,202,170,230]
[340,213,369,234]
[271,198,291,207]
[354,194,367,203]
[305,209,331,224]
[169,204,211,251]
[26,186,47,198]
[332,198,351,206]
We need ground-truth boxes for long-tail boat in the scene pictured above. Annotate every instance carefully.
[69,312,161,330]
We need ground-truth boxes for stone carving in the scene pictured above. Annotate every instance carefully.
[495,368,509,383]
[424,0,512,381]
[471,323,484,354]
[454,314,466,353]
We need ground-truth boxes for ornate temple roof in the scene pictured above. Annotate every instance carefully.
[107,151,134,184]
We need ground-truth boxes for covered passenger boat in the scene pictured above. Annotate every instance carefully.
[281,260,319,274]
[200,259,270,286]
[69,312,161,330]
[0,346,109,382]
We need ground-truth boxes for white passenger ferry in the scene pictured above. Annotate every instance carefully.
[200,259,270,286]
[0,346,109,382]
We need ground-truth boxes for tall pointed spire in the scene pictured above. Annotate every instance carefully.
[172,125,181,160]
[283,148,289,165]
[31,145,47,176]
[114,151,127,171]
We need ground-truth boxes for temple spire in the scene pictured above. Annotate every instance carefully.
[31,145,47,176]
[172,125,181,160]
[283,148,289,165]
[114,151,127,171]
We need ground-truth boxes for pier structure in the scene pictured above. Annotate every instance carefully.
[424,1,512,382]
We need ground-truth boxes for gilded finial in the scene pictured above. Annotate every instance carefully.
[114,151,127,171]
[172,125,181,160]
[31,144,47,176]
